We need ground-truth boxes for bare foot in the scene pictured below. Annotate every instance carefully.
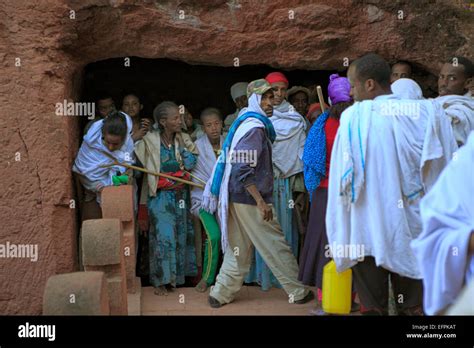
[195,279,208,293]
[153,286,168,296]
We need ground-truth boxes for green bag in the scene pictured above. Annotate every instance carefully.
[112,175,129,186]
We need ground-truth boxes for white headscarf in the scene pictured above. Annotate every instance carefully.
[391,78,424,99]
[236,92,266,117]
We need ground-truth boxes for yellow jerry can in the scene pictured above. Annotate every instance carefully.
[322,260,352,314]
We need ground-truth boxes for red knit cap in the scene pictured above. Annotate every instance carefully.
[265,72,289,85]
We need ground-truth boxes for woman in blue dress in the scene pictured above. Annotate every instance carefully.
[135,101,198,295]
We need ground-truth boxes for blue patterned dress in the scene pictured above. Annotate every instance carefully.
[148,143,198,287]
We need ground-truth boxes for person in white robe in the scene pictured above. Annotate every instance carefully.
[73,111,135,268]
[73,110,135,206]
[435,56,474,146]
[326,53,458,315]
[411,131,474,315]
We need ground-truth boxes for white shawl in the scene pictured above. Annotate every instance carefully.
[411,131,474,315]
[270,100,307,178]
[391,78,423,99]
[190,134,223,216]
[435,95,474,146]
[73,112,134,203]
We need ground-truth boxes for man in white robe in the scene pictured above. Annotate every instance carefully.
[265,72,307,257]
[411,131,474,315]
[326,53,458,315]
[436,56,474,146]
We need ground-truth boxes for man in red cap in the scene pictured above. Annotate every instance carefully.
[266,72,289,105]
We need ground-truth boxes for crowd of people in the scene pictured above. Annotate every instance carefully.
[72,53,474,315]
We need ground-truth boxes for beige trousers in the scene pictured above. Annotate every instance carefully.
[210,202,308,304]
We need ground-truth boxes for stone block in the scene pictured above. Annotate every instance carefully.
[82,219,122,266]
[42,272,109,315]
[101,185,134,222]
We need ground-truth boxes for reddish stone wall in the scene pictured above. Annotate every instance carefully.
[0,0,472,314]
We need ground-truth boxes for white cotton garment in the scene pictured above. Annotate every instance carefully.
[190,134,223,216]
[72,112,135,203]
[434,94,474,146]
[270,100,307,178]
[326,94,458,279]
[391,78,423,99]
[411,131,474,315]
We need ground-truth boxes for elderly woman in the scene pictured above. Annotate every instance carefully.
[135,101,198,295]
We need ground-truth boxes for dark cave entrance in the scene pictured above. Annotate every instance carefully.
[79,57,338,134]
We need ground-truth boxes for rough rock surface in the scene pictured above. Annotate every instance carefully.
[0,0,472,314]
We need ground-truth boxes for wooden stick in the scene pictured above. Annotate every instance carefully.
[99,150,205,188]
[316,86,326,113]
[184,170,207,185]
[101,162,204,189]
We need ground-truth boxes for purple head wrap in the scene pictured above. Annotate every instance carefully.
[328,73,352,105]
